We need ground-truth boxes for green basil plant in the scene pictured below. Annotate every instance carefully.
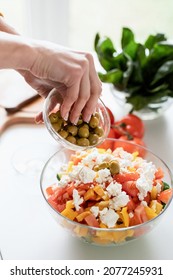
[94,27,173,112]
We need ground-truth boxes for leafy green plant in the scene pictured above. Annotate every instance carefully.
[94,28,173,112]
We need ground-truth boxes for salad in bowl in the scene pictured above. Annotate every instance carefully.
[40,139,173,246]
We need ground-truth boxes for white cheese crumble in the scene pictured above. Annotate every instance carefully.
[90,206,99,217]
[155,181,162,193]
[96,168,112,184]
[58,175,71,187]
[99,208,119,228]
[109,192,130,210]
[78,166,96,183]
[72,189,83,211]
[106,181,122,197]
[136,161,157,201]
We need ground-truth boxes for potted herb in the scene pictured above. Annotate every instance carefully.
[94,27,173,119]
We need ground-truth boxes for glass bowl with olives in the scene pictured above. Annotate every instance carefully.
[43,89,110,150]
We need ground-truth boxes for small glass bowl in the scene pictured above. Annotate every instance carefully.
[43,89,110,150]
[40,139,173,247]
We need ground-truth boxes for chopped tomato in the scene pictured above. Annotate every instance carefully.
[122,181,139,197]
[155,168,164,180]
[114,135,146,157]
[158,189,173,204]
[114,172,139,183]
[84,214,100,228]
[126,198,138,212]
[134,204,148,224]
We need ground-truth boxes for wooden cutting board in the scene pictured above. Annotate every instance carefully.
[0,70,44,135]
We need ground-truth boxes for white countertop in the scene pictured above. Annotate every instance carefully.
[1,83,173,260]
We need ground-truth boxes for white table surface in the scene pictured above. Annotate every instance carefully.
[1,82,173,260]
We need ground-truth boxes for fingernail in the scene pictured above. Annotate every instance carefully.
[73,117,79,125]
[84,115,91,123]
[63,112,69,121]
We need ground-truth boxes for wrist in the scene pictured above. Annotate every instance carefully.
[0,32,37,71]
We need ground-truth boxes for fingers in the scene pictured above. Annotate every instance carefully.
[68,66,90,124]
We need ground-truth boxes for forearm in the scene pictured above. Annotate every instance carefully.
[0,31,36,70]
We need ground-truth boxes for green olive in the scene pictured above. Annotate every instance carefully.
[59,130,68,139]
[66,135,77,144]
[78,126,89,138]
[89,116,99,128]
[52,119,63,132]
[67,125,78,136]
[56,110,62,119]
[93,165,99,171]
[88,133,99,145]
[108,160,120,175]
[98,162,109,170]
[77,138,90,146]
[49,113,59,123]
[82,123,89,129]
[94,112,100,120]
[94,126,104,137]
[77,119,83,125]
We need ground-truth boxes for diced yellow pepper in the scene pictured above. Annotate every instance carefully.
[67,161,74,172]
[128,167,136,172]
[76,211,91,222]
[74,225,88,237]
[66,200,74,209]
[132,151,139,160]
[93,185,105,197]
[84,189,95,201]
[98,148,106,154]
[144,206,157,220]
[121,207,130,227]
[97,200,109,210]
[61,208,78,220]
[149,200,163,214]
[151,186,158,200]
[99,222,107,228]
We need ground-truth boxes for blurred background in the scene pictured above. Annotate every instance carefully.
[1,0,173,51]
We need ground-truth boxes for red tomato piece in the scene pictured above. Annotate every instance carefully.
[155,168,164,180]
[129,204,148,226]
[127,198,138,212]
[114,135,146,157]
[84,214,100,227]
[122,181,139,197]
[114,172,139,183]
[158,189,173,204]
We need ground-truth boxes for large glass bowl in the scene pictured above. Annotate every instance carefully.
[40,139,173,246]
[43,89,110,150]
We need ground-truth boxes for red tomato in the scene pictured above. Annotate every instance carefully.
[129,204,148,226]
[106,106,115,125]
[122,181,139,197]
[127,198,138,212]
[84,214,100,227]
[113,114,144,138]
[155,168,164,180]
[114,172,139,183]
[114,135,146,157]
[158,189,173,204]
[135,204,148,224]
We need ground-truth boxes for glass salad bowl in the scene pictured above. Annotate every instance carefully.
[43,89,110,150]
[40,139,173,246]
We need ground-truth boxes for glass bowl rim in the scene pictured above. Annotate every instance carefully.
[40,138,173,232]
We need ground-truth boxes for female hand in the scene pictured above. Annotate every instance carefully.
[0,16,102,124]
